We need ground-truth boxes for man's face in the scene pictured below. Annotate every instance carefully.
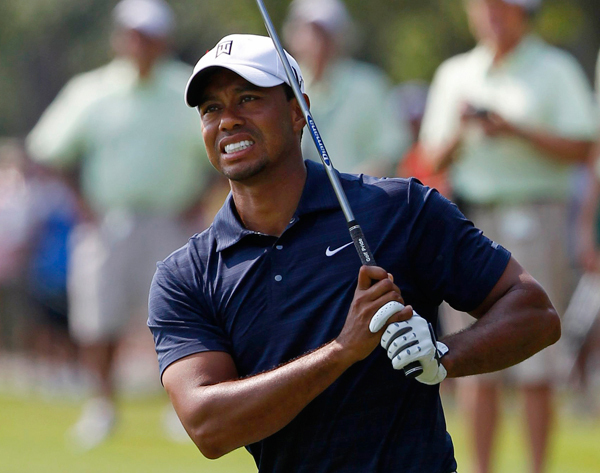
[197,69,304,182]
[285,22,334,77]
[113,29,167,65]
[467,0,528,46]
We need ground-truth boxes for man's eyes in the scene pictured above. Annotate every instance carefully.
[203,104,220,113]
[240,95,259,103]
[201,95,261,115]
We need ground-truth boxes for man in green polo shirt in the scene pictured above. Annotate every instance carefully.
[26,0,210,449]
[282,0,410,176]
[420,0,598,472]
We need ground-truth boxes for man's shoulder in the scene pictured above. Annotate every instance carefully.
[158,58,194,91]
[434,48,478,79]
[63,61,124,91]
[341,58,388,80]
[161,58,193,77]
[333,58,392,93]
[56,60,132,108]
[531,39,587,75]
[159,228,215,279]
[340,172,433,210]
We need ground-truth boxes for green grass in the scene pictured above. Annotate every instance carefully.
[0,393,256,473]
[445,394,600,473]
[1,391,599,473]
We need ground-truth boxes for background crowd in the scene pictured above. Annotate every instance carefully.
[1,0,600,472]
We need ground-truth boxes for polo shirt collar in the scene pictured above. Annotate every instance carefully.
[213,160,341,252]
[295,159,341,215]
[477,34,541,74]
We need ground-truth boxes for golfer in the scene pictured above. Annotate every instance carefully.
[148,34,560,473]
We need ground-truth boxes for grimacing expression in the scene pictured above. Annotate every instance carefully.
[197,69,304,182]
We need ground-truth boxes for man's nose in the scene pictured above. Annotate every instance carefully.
[219,105,245,131]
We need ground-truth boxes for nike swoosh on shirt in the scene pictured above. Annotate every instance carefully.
[325,242,353,257]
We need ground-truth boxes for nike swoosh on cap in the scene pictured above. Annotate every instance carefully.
[325,242,353,257]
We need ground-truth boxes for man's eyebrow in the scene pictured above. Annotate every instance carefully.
[233,83,263,94]
[198,83,264,107]
[198,93,216,108]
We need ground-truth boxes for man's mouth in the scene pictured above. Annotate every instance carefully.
[224,140,255,154]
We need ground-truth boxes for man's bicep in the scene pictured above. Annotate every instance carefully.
[163,351,239,392]
[468,256,530,320]
[162,351,238,431]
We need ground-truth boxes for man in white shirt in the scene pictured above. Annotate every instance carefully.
[420,1,598,472]
[26,0,209,449]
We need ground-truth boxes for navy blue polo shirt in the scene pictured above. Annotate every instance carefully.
[148,159,511,473]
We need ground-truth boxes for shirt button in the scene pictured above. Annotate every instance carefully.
[276,245,283,250]
[289,218,296,224]
[274,275,283,282]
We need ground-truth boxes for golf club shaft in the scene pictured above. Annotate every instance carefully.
[255,0,374,266]
[254,0,423,378]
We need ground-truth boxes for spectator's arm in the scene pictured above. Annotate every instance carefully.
[26,77,90,168]
[477,112,595,164]
[577,148,600,272]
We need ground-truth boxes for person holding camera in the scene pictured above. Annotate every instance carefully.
[419,1,598,472]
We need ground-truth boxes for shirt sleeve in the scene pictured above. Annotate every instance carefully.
[419,57,465,151]
[547,52,599,140]
[25,76,92,168]
[406,180,511,312]
[148,258,231,382]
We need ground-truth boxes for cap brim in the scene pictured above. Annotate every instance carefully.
[185,65,286,107]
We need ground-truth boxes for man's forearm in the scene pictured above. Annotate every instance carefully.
[441,278,560,378]
[425,133,464,173]
[511,126,594,164]
[182,341,354,458]
[164,266,407,459]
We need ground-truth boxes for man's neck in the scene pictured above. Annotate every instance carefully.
[491,30,528,64]
[231,159,307,237]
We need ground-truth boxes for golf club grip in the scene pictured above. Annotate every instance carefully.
[349,223,423,378]
[348,222,375,266]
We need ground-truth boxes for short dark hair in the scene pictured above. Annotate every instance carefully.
[282,83,295,101]
[281,84,304,142]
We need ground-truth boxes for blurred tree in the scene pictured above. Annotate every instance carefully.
[0,0,598,138]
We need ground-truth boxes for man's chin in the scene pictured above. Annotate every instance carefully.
[223,160,268,182]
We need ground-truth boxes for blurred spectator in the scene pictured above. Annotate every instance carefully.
[420,1,598,472]
[22,143,81,398]
[577,50,600,276]
[283,0,410,176]
[571,49,600,417]
[0,139,81,399]
[26,0,211,449]
[392,81,451,198]
[0,139,33,356]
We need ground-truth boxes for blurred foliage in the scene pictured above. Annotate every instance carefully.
[0,0,598,137]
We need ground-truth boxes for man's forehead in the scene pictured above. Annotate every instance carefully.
[205,68,256,88]
[199,69,255,94]
[199,68,281,102]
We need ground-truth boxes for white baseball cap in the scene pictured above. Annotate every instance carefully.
[502,0,542,11]
[185,34,305,108]
[287,0,352,38]
[113,0,175,38]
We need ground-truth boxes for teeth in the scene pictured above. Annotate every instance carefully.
[224,140,254,154]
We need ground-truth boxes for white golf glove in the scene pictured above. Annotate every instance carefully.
[380,314,449,385]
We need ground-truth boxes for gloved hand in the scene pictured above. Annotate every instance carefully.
[380,315,449,385]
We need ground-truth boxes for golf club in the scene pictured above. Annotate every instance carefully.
[254,0,424,379]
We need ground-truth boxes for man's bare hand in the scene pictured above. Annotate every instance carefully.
[335,266,412,364]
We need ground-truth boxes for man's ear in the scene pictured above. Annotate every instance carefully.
[291,93,310,133]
